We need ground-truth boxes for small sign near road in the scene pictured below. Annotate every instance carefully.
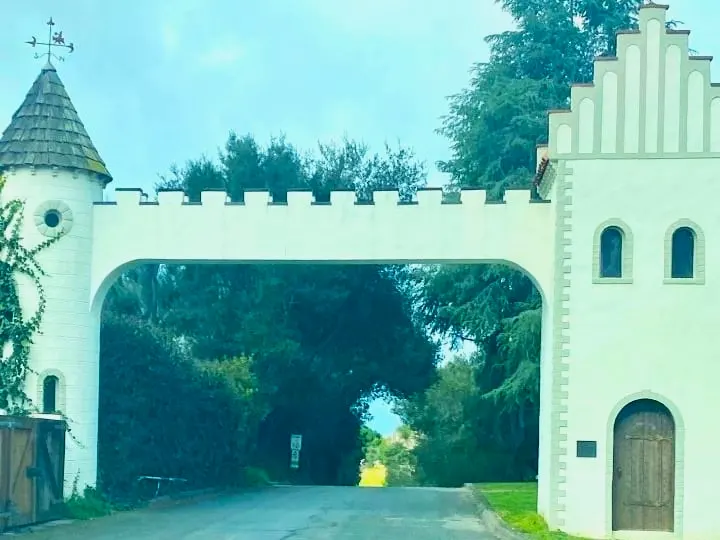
[290,449,300,469]
[290,434,302,469]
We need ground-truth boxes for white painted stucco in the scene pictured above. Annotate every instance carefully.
[3,2,719,539]
[0,169,556,498]
[1,168,104,489]
[541,4,720,539]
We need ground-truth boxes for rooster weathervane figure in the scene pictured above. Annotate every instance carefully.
[26,18,75,63]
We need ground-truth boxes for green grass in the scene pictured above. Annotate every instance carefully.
[471,483,589,540]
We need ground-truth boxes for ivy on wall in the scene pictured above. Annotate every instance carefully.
[0,174,60,413]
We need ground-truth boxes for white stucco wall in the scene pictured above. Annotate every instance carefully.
[1,174,558,496]
[1,167,104,492]
[89,187,568,520]
[89,188,555,310]
[541,4,720,537]
[561,157,720,540]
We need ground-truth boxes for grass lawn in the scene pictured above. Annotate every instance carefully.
[471,483,588,540]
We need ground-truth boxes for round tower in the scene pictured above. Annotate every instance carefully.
[0,61,111,491]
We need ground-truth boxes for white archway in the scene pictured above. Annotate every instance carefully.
[90,188,556,313]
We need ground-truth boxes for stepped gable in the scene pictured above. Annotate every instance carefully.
[547,2,720,159]
[0,61,112,184]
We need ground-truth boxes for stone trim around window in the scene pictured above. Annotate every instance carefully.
[33,199,74,238]
[664,219,706,285]
[36,369,66,415]
[592,219,634,284]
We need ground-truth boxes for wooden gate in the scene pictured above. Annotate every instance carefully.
[0,416,66,532]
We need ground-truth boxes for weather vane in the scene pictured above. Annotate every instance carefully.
[26,17,74,63]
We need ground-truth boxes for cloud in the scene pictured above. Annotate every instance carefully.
[196,40,247,68]
[302,0,509,42]
[155,0,207,55]
[161,23,180,53]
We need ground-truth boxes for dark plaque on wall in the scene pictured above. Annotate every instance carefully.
[576,440,597,458]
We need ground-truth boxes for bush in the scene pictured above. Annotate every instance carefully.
[237,466,272,487]
[63,484,112,520]
[98,314,268,499]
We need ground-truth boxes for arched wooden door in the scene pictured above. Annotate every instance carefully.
[612,399,675,532]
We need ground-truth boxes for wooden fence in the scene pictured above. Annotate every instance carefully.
[0,415,66,532]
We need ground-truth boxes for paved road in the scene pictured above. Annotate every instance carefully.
[13,486,498,539]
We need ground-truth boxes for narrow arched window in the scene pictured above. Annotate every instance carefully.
[42,375,58,413]
[671,227,695,278]
[600,227,623,278]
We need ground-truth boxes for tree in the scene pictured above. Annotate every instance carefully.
[409,0,642,481]
[360,426,419,487]
[438,0,643,192]
[98,314,268,498]
[102,132,438,486]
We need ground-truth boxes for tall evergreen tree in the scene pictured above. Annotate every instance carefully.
[102,133,438,486]
[407,0,642,483]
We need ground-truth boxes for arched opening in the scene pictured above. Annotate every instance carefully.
[92,256,551,499]
[42,375,59,413]
[612,399,675,532]
[671,227,695,279]
[599,226,623,278]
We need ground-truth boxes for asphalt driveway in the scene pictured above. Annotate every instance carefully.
[8,485,498,539]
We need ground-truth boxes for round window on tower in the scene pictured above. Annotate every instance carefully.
[44,209,62,228]
[34,200,74,237]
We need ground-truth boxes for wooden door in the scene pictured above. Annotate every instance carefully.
[612,399,675,532]
[34,420,66,522]
[6,425,36,529]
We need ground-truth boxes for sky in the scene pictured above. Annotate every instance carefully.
[1,0,717,435]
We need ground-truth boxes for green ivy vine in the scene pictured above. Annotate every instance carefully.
[0,173,61,414]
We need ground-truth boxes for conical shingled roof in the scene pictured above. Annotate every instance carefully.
[0,62,112,184]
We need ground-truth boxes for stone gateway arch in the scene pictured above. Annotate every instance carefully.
[1,4,719,538]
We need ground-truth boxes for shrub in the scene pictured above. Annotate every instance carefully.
[63,483,112,520]
[98,314,268,499]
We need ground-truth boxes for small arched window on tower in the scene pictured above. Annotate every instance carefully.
[670,227,695,278]
[600,226,624,278]
[42,375,59,414]
[593,220,634,284]
[664,220,705,284]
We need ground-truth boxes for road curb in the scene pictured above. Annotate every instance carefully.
[463,484,531,540]
[145,487,226,509]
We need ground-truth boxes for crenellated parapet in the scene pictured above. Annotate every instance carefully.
[89,185,555,313]
[548,3,720,159]
[99,186,546,207]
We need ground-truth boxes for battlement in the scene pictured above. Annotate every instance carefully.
[97,186,546,208]
[548,3,720,159]
[90,184,555,309]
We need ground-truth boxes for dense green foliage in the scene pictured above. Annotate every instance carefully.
[361,426,418,486]
[0,175,59,413]
[98,135,438,494]
[397,0,643,486]
[98,314,267,497]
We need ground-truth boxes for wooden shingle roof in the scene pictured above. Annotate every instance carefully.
[0,62,112,184]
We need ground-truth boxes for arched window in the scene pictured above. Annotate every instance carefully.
[600,226,624,278]
[42,375,58,413]
[671,227,695,278]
